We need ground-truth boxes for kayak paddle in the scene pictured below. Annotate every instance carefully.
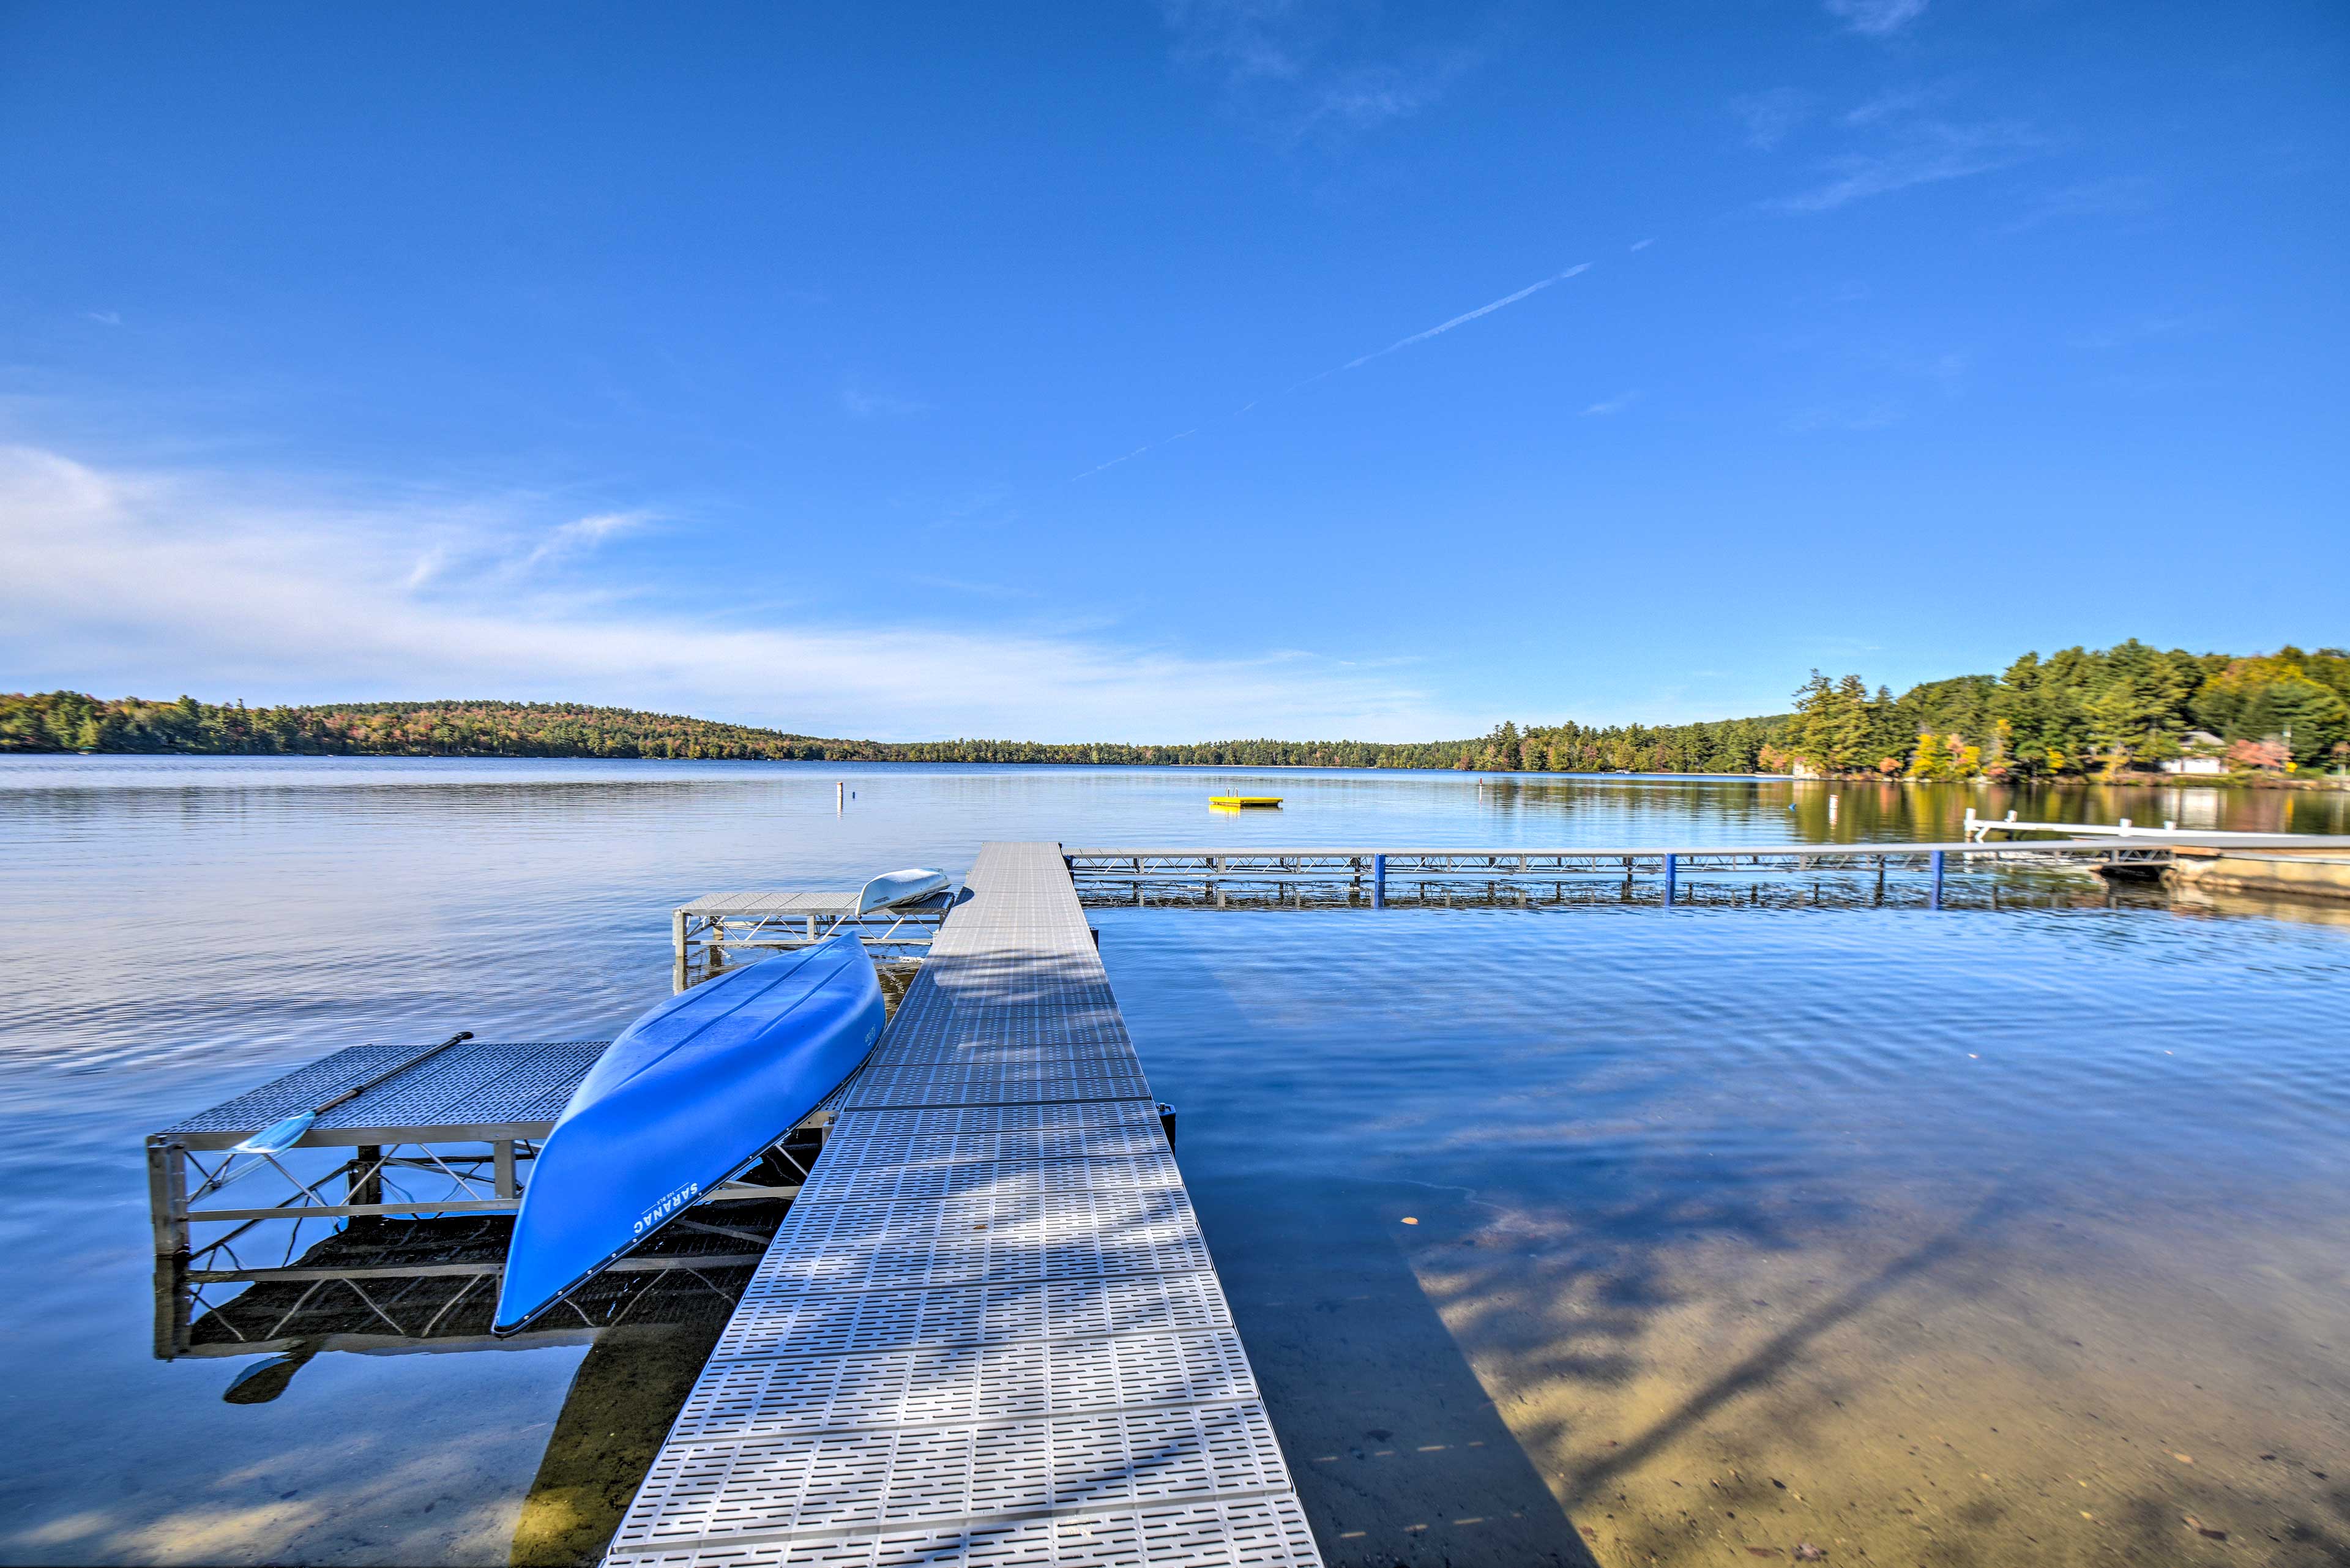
[233,1031,474,1155]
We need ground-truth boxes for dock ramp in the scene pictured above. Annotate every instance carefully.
[605,841,1322,1566]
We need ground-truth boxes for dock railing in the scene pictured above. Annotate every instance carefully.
[1062,835,2328,913]
[1961,808,2337,844]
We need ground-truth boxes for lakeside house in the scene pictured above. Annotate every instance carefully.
[2161,730,2229,775]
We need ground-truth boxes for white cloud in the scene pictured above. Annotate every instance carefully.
[522,508,655,567]
[1158,0,1482,143]
[1842,86,1939,127]
[2002,175,2162,233]
[0,444,1460,741]
[85,310,122,327]
[1766,119,2040,213]
[1731,89,1810,151]
[1306,71,1424,130]
[555,509,651,547]
[1824,0,1927,37]
[1159,0,1305,86]
[1580,391,1641,417]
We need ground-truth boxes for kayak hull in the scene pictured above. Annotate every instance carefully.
[492,935,883,1334]
[856,867,951,915]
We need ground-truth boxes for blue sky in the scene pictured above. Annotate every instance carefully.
[2,1,2343,740]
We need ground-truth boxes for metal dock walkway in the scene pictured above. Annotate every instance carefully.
[606,842,1323,1567]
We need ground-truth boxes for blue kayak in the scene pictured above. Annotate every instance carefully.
[492,935,883,1334]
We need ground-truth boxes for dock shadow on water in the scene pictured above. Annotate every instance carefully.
[505,1327,715,1567]
[1196,1173,1602,1567]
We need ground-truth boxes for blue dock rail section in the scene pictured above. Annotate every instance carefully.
[603,842,1324,1567]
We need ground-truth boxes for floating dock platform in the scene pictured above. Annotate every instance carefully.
[147,1038,828,1358]
[149,1036,614,1259]
[606,841,1321,1567]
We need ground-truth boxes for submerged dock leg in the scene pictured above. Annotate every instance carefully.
[1930,849,1946,910]
[1664,853,1677,906]
[145,1138,188,1256]
[349,1145,384,1208]
[1372,853,1386,909]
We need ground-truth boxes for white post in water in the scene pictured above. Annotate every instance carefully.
[836,781,845,814]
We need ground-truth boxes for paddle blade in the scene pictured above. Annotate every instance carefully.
[234,1110,315,1155]
[223,1348,314,1403]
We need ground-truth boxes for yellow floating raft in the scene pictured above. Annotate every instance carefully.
[1209,796,1283,808]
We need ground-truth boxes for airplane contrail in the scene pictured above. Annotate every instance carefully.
[1343,263,1592,370]
[1074,256,1603,480]
[1071,428,1196,482]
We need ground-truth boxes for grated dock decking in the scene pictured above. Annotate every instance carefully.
[606,842,1322,1567]
[155,1039,609,1151]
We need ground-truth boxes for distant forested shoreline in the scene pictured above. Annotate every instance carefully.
[6,640,2346,781]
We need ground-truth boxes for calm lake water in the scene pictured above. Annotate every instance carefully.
[2,758,2346,1566]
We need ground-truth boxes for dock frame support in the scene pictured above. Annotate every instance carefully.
[146,1138,190,1256]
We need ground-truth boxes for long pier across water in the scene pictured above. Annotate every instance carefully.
[605,842,1322,1566]
[1062,837,2220,911]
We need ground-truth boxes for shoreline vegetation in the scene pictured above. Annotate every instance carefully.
[6,641,2347,785]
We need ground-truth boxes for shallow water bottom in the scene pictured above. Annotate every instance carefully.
[1412,1187,2349,1564]
[1105,905,2350,1567]
[1195,1168,2350,1568]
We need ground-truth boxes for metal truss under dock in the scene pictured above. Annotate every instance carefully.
[606,842,1322,1567]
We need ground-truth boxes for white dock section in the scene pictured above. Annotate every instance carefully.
[607,842,1323,1567]
[673,889,956,990]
